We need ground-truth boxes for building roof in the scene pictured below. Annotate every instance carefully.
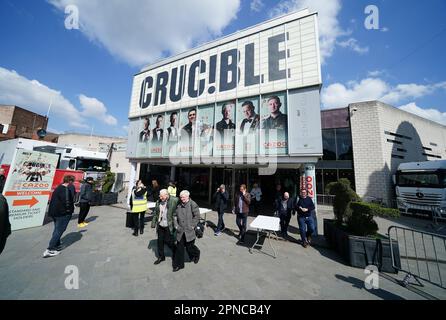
[137,8,315,75]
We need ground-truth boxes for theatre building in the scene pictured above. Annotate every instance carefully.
[126,9,323,207]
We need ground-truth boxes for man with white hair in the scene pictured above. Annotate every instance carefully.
[173,190,201,272]
[274,191,294,238]
[151,189,179,266]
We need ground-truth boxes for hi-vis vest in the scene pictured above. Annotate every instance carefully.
[132,190,147,213]
[168,186,177,197]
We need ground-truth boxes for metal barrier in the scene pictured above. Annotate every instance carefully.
[397,204,446,233]
[388,225,446,289]
[316,194,335,206]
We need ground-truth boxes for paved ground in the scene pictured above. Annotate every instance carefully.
[0,204,445,300]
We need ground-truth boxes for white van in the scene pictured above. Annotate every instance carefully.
[395,160,446,218]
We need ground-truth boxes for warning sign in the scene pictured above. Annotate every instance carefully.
[2,149,59,231]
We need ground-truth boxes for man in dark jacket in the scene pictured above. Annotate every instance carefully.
[234,184,251,244]
[173,190,201,272]
[213,184,228,236]
[78,177,94,227]
[43,175,75,258]
[275,192,294,237]
[0,194,11,255]
[151,189,179,266]
[0,168,6,194]
[295,189,316,248]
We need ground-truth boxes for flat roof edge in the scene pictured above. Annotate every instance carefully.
[135,8,316,76]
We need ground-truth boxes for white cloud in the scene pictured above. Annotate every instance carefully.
[0,66,119,131]
[269,0,360,63]
[79,94,117,125]
[250,0,264,12]
[322,77,446,109]
[337,38,369,54]
[399,102,446,126]
[48,0,241,67]
[0,66,87,129]
[381,83,434,104]
[322,78,388,109]
[368,70,385,77]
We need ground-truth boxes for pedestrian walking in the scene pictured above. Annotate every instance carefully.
[274,192,294,237]
[77,177,94,228]
[213,184,228,236]
[130,180,147,236]
[173,190,200,272]
[151,189,179,266]
[43,175,75,258]
[234,184,251,244]
[249,183,262,214]
[295,189,315,248]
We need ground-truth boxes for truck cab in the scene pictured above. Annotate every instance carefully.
[395,160,446,218]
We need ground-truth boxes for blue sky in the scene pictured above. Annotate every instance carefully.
[1,0,445,137]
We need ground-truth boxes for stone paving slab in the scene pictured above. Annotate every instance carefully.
[1,205,445,300]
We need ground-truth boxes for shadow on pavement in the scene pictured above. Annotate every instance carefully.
[85,216,98,223]
[60,230,86,249]
[147,239,179,262]
[335,274,405,300]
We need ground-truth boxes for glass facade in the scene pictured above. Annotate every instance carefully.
[322,128,353,161]
[317,125,355,193]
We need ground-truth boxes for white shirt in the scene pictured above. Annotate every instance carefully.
[250,187,262,201]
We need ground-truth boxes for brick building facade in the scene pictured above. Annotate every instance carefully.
[0,105,58,142]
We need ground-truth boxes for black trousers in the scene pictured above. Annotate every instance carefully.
[157,225,176,262]
[132,212,145,232]
[279,214,291,234]
[174,234,200,268]
[236,212,248,241]
[78,203,91,223]
[0,236,7,255]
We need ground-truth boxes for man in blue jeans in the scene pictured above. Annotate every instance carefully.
[295,189,315,248]
[43,175,75,258]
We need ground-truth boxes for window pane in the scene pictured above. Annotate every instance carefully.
[338,169,355,191]
[323,169,338,193]
[322,129,336,160]
[336,128,353,160]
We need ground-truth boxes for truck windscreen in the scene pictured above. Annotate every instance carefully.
[76,159,109,172]
[397,171,446,188]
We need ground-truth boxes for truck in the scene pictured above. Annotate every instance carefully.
[395,160,446,218]
[0,163,84,199]
[0,138,110,197]
[34,145,110,181]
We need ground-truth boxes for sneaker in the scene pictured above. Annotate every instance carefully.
[214,231,221,236]
[83,221,89,226]
[307,235,312,244]
[43,249,60,258]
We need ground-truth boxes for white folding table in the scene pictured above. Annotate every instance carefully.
[199,208,211,226]
[249,215,280,258]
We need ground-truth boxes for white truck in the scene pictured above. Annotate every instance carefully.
[0,139,110,181]
[36,146,110,181]
[395,160,446,218]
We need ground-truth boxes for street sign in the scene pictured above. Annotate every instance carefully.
[2,149,59,231]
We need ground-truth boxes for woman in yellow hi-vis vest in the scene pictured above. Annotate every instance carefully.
[130,180,148,236]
